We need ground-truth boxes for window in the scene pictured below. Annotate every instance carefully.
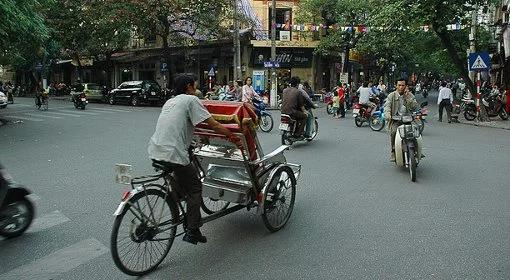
[268,8,292,40]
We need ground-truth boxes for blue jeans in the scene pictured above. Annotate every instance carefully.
[304,110,314,137]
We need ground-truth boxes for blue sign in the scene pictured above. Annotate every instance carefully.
[160,62,168,72]
[35,63,43,71]
[208,67,215,77]
[264,61,280,68]
[468,52,491,71]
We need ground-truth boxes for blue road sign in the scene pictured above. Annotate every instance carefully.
[468,52,491,71]
[264,61,280,68]
[160,62,168,72]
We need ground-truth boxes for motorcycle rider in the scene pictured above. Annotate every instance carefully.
[383,78,418,162]
[148,74,242,245]
[281,76,307,138]
[358,81,377,114]
[298,82,317,137]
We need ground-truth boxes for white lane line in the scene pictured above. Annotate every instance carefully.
[88,107,130,113]
[2,115,43,122]
[0,238,108,280]
[43,111,81,117]
[27,210,71,233]
[24,113,62,119]
[12,104,32,107]
[58,109,99,116]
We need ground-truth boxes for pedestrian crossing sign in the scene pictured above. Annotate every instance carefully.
[468,52,491,71]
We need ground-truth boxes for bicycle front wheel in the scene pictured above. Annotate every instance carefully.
[111,188,178,276]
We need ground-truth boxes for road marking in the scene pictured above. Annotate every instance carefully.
[2,115,43,122]
[58,109,99,116]
[43,111,81,117]
[0,238,108,280]
[24,113,62,119]
[88,107,130,113]
[27,210,71,233]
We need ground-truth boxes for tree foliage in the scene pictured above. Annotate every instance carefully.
[0,0,51,68]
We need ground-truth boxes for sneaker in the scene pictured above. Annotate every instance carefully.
[438,119,442,122]
[389,152,396,162]
[182,229,207,245]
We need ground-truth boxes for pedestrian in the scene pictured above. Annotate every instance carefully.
[336,83,346,118]
[437,81,453,123]
[147,73,242,245]
[383,78,419,162]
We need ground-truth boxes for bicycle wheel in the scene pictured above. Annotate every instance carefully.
[201,197,230,214]
[111,188,178,276]
[261,166,296,232]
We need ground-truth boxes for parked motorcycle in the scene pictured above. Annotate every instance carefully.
[324,92,335,115]
[253,98,274,132]
[280,112,318,145]
[72,92,88,109]
[393,102,427,182]
[463,93,508,121]
[353,97,380,128]
[0,164,35,238]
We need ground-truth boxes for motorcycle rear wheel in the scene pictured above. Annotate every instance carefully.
[326,104,334,115]
[0,198,34,238]
[281,131,293,145]
[464,106,476,121]
[259,114,274,132]
[369,116,385,131]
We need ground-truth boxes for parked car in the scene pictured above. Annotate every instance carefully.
[70,83,105,102]
[108,81,163,106]
[0,92,7,108]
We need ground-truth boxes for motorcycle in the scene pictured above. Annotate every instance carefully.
[252,98,274,132]
[0,165,35,238]
[218,91,236,101]
[393,102,427,182]
[73,92,88,109]
[463,93,508,121]
[353,97,380,128]
[280,111,318,145]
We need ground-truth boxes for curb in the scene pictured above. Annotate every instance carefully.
[454,118,510,130]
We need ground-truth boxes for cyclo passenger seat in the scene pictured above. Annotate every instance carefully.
[151,160,175,174]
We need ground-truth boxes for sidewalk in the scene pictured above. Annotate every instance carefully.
[454,115,510,130]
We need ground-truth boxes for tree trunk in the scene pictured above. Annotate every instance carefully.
[105,53,112,88]
[73,53,83,82]
[162,23,171,89]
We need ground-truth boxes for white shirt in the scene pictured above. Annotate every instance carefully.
[148,94,211,165]
[437,87,453,105]
[358,87,373,104]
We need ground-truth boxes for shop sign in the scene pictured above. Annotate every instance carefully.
[252,48,313,68]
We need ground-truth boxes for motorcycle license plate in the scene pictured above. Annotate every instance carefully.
[151,91,156,95]
[353,109,360,114]
[279,123,290,131]
[81,98,86,101]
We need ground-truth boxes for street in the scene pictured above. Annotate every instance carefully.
[0,95,509,279]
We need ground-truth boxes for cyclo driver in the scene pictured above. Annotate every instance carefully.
[148,74,242,245]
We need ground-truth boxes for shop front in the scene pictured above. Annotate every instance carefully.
[249,47,315,93]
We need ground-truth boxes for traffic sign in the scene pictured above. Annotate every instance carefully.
[468,52,491,71]
[264,61,280,68]
[160,62,168,72]
[208,67,215,77]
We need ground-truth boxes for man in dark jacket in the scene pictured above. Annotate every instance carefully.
[281,76,307,137]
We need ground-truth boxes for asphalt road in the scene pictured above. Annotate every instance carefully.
[0,95,508,279]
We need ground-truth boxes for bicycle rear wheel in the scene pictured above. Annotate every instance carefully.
[111,188,178,276]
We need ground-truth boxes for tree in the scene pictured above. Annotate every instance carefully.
[0,0,50,70]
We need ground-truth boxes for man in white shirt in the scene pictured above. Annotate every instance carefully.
[148,74,242,245]
[437,81,453,123]
[358,82,377,112]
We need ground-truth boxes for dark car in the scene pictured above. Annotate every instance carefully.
[108,81,163,106]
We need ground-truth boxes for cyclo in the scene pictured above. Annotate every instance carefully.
[110,101,301,276]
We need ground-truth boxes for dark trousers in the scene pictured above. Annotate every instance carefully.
[439,99,452,121]
[291,111,308,136]
[337,103,345,117]
[154,161,203,230]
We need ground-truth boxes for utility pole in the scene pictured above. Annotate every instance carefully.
[233,0,242,82]
[469,4,480,119]
[270,0,277,108]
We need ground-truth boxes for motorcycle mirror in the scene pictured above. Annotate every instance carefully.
[420,101,428,108]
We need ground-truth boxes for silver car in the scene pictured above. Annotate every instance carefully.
[0,92,7,108]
